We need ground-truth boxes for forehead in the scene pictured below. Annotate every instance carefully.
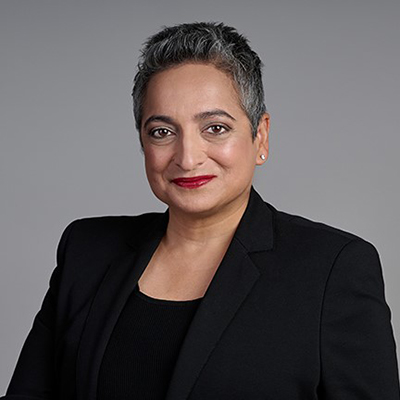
[142,63,245,119]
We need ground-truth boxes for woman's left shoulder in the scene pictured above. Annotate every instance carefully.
[266,200,378,259]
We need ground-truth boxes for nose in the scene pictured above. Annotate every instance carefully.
[173,131,206,171]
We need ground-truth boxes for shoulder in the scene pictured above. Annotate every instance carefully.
[65,212,162,236]
[56,212,164,262]
[272,204,361,240]
[265,201,378,262]
[259,201,384,305]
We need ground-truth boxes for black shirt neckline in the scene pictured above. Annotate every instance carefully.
[134,284,203,306]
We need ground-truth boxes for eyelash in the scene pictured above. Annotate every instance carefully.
[149,124,230,139]
[149,128,172,139]
[204,124,230,135]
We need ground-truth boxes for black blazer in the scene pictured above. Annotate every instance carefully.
[3,188,400,399]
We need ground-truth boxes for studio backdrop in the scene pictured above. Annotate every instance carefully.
[1,0,399,391]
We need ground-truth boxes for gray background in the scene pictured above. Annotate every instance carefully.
[1,0,399,391]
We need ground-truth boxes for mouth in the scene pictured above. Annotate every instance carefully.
[171,175,216,189]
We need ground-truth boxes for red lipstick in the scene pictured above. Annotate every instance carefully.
[171,175,216,189]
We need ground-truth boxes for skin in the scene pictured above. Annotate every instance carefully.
[138,63,269,299]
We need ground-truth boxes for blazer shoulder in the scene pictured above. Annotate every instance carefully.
[267,202,374,251]
[58,212,164,258]
[67,212,163,234]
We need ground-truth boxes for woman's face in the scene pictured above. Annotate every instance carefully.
[140,63,269,218]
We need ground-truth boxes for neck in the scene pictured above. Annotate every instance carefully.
[165,191,250,247]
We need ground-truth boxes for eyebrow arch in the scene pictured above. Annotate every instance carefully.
[194,109,236,122]
[143,115,176,130]
[143,109,236,130]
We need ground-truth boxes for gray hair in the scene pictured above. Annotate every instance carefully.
[132,22,267,140]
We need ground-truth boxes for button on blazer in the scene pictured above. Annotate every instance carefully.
[3,188,400,399]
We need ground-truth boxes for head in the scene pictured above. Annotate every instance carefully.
[132,22,269,217]
[132,22,267,143]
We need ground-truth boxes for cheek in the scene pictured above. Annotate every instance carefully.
[211,139,256,170]
[144,148,171,178]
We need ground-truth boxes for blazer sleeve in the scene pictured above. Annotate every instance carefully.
[1,221,77,400]
[319,239,400,399]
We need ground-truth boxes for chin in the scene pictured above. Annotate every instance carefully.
[172,199,218,215]
[155,191,221,216]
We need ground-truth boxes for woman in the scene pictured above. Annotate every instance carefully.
[2,22,399,400]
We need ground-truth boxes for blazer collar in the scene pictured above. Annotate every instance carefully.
[232,186,274,253]
[76,186,275,400]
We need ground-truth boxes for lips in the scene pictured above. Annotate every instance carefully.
[171,175,216,189]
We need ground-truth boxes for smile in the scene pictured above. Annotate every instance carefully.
[171,175,216,189]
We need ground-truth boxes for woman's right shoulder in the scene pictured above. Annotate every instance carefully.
[56,212,164,263]
[63,212,163,235]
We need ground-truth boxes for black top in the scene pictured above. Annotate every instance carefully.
[97,283,203,400]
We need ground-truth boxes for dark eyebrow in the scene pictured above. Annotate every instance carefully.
[194,109,236,122]
[143,115,176,130]
[143,109,236,130]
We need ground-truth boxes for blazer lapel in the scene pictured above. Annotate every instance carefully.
[165,188,274,400]
[164,238,260,400]
[76,214,168,400]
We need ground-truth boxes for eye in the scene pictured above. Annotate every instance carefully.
[149,128,173,139]
[204,124,229,135]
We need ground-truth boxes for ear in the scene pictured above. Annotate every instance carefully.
[255,113,270,165]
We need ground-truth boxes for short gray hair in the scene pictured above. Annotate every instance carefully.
[132,22,267,140]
